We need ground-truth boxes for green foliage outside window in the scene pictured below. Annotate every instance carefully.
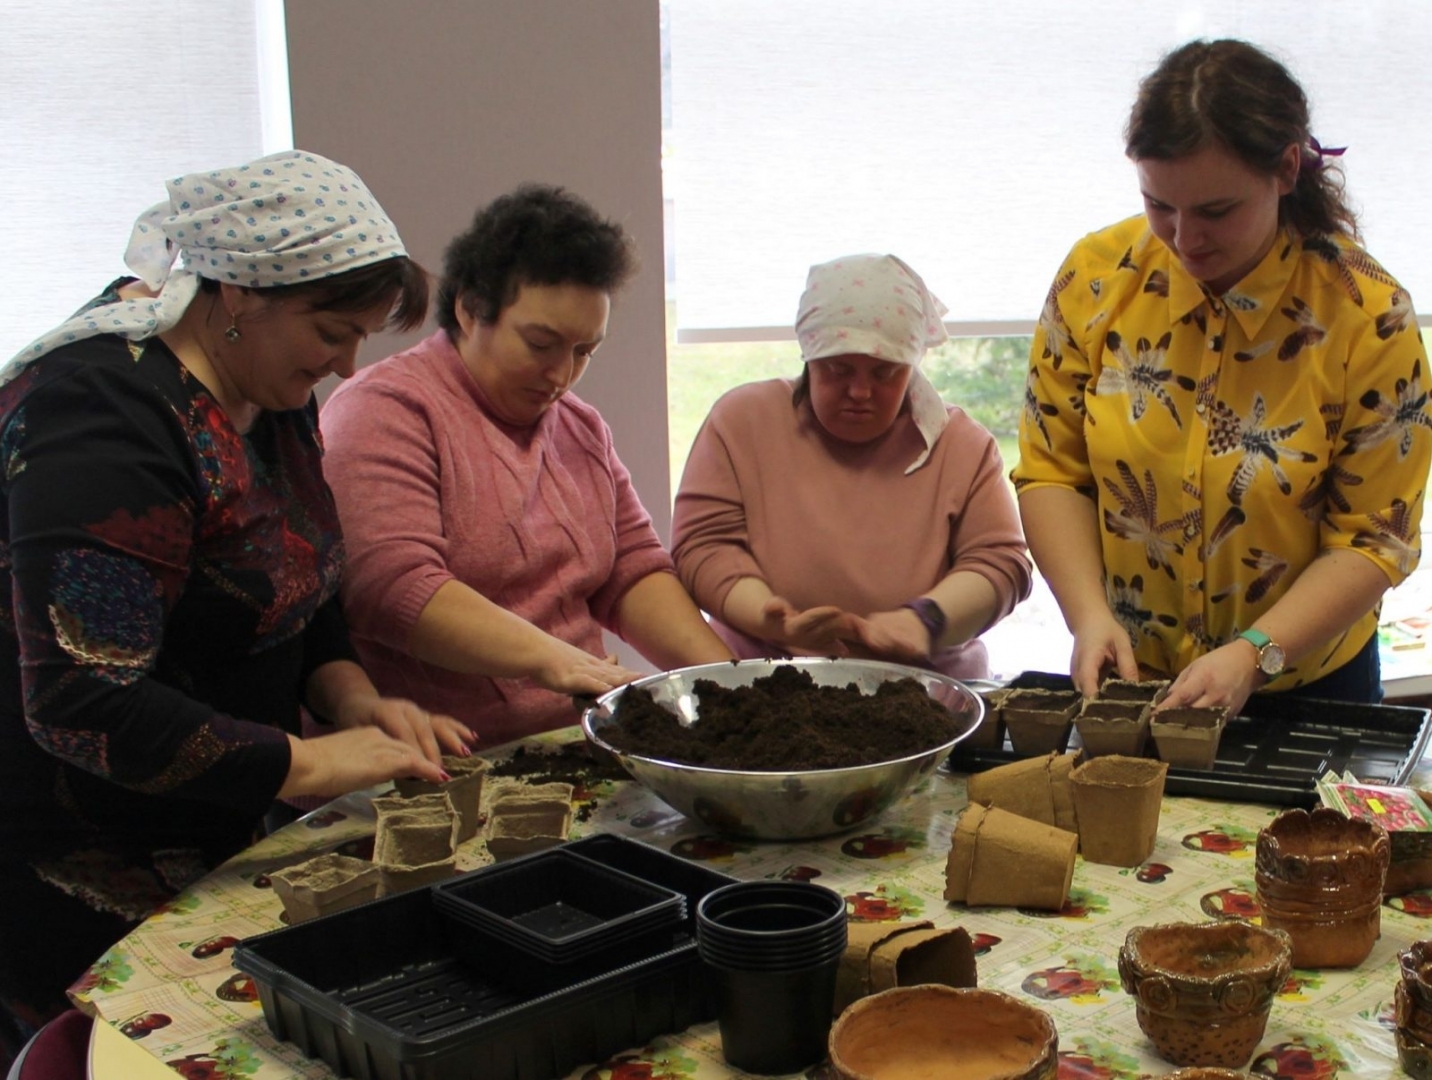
[923,336,1031,441]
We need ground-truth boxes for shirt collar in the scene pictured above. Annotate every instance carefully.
[1165,228,1299,340]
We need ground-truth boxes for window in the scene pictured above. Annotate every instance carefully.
[664,0,1432,340]
[2,0,291,354]
[662,1,1432,683]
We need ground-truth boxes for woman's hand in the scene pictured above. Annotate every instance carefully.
[759,597,861,656]
[333,693,475,764]
[1157,642,1259,718]
[845,608,931,664]
[533,642,644,697]
[279,728,449,800]
[1068,611,1139,697]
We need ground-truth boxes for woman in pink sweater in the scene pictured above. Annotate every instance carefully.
[672,254,1032,680]
[321,186,731,745]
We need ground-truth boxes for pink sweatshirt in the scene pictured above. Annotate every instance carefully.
[672,379,1032,679]
[320,331,673,745]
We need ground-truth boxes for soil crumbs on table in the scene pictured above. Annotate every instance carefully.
[488,741,631,821]
[605,665,958,770]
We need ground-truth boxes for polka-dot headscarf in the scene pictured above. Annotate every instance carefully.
[5,150,408,378]
[795,254,951,474]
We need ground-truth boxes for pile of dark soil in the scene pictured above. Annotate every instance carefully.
[604,665,957,771]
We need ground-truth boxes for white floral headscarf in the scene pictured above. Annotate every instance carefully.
[795,253,950,474]
[5,150,407,380]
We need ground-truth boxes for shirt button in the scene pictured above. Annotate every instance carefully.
[1195,402,1206,415]
[1184,523,1198,541]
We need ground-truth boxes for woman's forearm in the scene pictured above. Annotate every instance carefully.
[922,571,1002,649]
[720,576,780,640]
[614,571,734,668]
[304,660,378,723]
[407,579,569,679]
[1018,486,1110,632]
[1249,549,1391,666]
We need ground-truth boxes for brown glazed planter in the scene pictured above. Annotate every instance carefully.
[828,985,1057,1080]
[1398,942,1432,1051]
[1118,920,1291,1068]
[1254,807,1389,968]
[1399,1026,1432,1080]
[1401,940,1432,1010]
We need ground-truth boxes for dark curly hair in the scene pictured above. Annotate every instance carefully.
[199,256,430,331]
[1125,39,1358,240]
[437,184,638,336]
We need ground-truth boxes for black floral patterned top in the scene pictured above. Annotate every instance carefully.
[0,287,356,867]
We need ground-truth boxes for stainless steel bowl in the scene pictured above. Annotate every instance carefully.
[580,657,983,840]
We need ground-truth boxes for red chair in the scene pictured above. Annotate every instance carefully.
[6,1009,92,1080]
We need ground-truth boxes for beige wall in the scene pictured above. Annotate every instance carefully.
[285,0,671,536]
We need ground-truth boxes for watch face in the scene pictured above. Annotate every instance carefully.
[1259,643,1286,676]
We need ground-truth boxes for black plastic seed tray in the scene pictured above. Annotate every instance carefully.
[233,834,739,1080]
[948,671,1432,807]
[432,848,685,964]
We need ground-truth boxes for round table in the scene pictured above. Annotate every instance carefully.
[72,728,1429,1078]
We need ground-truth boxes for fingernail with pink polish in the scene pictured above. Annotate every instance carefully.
[437,770,453,782]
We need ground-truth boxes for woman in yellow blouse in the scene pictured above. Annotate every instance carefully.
[1014,39,1431,716]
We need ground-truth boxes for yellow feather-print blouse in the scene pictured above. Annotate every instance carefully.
[1013,215,1432,688]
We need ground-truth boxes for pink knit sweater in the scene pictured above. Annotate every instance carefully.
[320,331,673,745]
[672,379,1032,679]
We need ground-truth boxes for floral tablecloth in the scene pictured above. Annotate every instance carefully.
[73,730,1432,1080]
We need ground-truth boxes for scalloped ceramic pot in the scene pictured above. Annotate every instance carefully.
[1118,920,1291,1068]
[1255,807,1389,968]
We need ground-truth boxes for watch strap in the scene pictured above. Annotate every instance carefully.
[901,598,947,646]
[1238,628,1271,650]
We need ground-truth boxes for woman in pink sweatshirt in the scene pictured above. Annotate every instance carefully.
[321,185,731,746]
[672,254,1032,680]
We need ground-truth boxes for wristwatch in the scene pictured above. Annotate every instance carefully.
[1238,628,1286,678]
[901,597,947,647]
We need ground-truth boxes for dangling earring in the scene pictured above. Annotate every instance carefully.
[224,315,241,343]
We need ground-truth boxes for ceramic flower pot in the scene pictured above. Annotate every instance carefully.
[1398,981,1432,1050]
[827,985,1057,1080]
[1118,920,1291,1068]
[1399,1026,1432,1080]
[1402,941,1432,1009]
[1254,807,1389,968]
[1398,942,1432,1050]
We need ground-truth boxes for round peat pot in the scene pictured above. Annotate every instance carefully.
[697,882,848,1074]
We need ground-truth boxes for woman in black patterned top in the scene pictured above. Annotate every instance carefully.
[0,151,471,1049]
